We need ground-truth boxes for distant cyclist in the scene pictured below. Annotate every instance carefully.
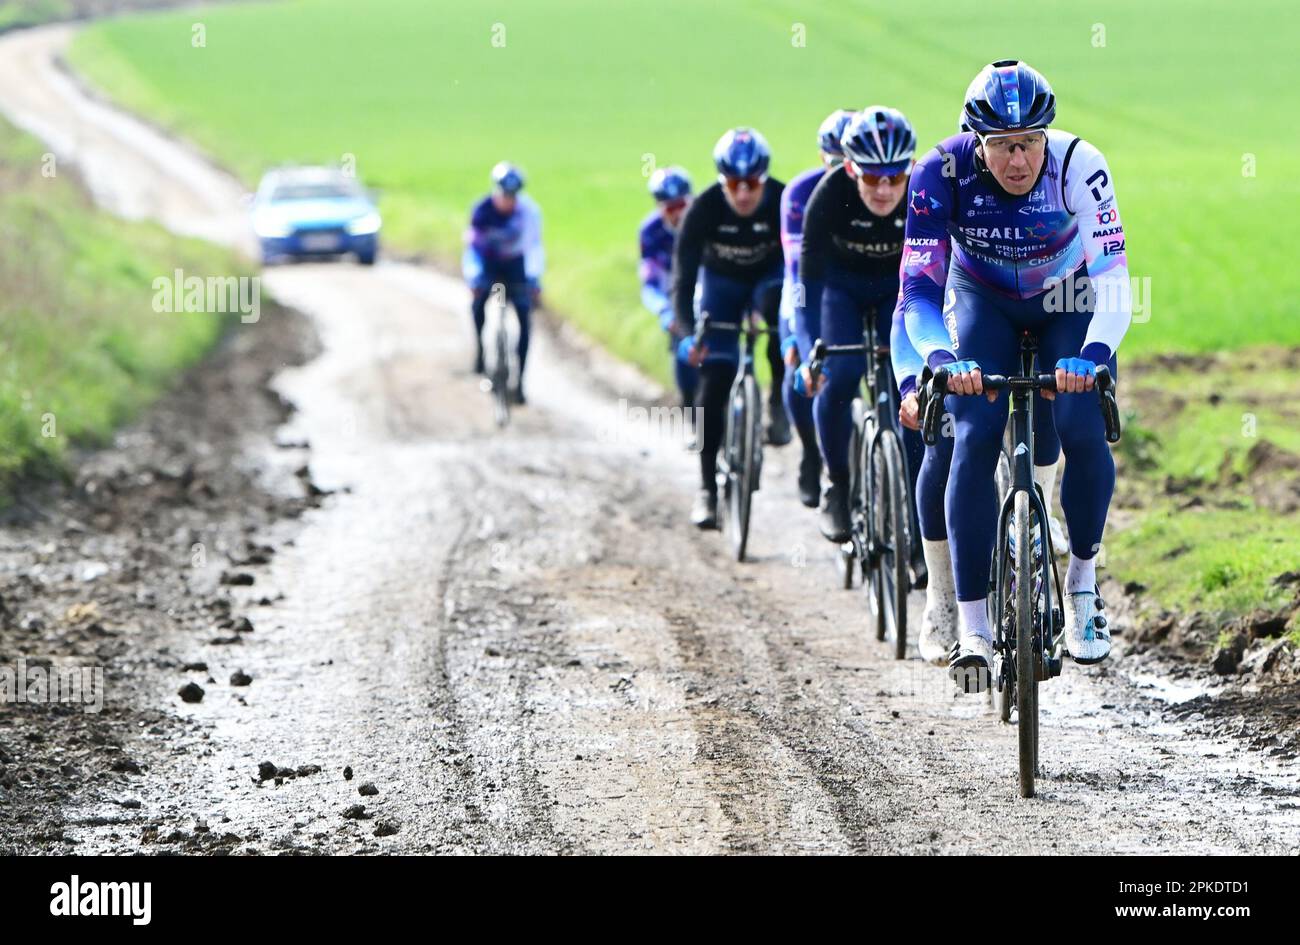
[900,60,1131,682]
[674,127,787,529]
[794,106,917,549]
[640,166,698,411]
[779,108,854,508]
[462,161,544,403]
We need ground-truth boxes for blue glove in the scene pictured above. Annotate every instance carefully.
[675,334,697,365]
[1055,356,1097,378]
[780,335,799,359]
[946,359,982,378]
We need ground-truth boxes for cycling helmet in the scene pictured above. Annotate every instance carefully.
[961,60,1055,134]
[840,106,917,175]
[491,161,525,194]
[957,111,972,133]
[712,127,771,178]
[817,109,855,157]
[648,166,692,202]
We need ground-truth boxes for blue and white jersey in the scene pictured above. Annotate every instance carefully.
[462,192,545,283]
[779,166,826,344]
[899,130,1131,368]
[639,210,676,331]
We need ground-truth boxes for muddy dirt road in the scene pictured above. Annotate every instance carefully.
[2,23,1298,854]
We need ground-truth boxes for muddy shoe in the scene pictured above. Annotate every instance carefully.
[766,401,792,447]
[1063,589,1110,664]
[690,489,718,530]
[797,450,822,508]
[818,481,850,543]
[948,633,993,693]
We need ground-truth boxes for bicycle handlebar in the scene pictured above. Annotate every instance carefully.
[920,364,1121,446]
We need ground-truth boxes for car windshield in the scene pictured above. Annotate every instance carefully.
[270,182,359,201]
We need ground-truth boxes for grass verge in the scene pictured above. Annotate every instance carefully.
[0,115,249,495]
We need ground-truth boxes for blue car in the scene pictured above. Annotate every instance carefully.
[252,167,381,265]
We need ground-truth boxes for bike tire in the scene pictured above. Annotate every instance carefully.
[728,376,758,562]
[490,287,510,428]
[860,416,887,642]
[878,431,910,660]
[1015,489,1037,798]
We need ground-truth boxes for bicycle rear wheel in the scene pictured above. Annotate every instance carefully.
[1014,489,1038,797]
[876,430,910,660]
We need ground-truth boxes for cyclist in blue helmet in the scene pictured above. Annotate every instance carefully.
[794,106,915,546]
[779,109,854,509]
[674,127,787,528]
[900,60,1132,682]
[639,166,698,412]
[462,161,544,402]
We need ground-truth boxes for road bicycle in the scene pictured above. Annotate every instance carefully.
[921,333,1120,796]
[694,312,772,562]
[805,333,914,659]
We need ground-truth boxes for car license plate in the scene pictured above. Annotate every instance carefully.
[300,232,341,251]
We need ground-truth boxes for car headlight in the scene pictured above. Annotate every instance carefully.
[253,216,293,239]
[347,212,382,236]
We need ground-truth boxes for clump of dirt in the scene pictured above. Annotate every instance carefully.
[0,302,318,853]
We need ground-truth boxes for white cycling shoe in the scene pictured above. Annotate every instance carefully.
[1063,589,1111,665]
[947,633,994,693]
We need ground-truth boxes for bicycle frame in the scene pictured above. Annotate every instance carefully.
[990,337,1064,689]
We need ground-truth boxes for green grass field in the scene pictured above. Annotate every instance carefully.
[0,116,247,493]
[69,0,1300,386]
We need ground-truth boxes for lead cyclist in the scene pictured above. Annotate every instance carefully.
[900,60,1131,684]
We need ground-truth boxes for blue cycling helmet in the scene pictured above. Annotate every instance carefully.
[491,161,525,194]
[817,109,855,157]
[841,106,917,175]
[962,60,1055,134]
[712,127,771,179]
[957,110,972,133]
[648,166,692,202]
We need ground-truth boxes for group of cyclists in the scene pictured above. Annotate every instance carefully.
[461,59,1130,688]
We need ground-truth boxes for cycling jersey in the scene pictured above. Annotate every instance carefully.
[639,210,677,332]
[778,168,824,458]
[900,130,1130,370]
[801,165,908,283]
[462,192,545,288]
[672,178,785,333]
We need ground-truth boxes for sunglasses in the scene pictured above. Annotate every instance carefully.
[721,174,766,193]
[853,167,909,187]
[660,197,688,213]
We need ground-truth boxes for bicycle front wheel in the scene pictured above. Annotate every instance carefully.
[727,375,758,562]
[1014,489,1038,797]
[876,430,910,660]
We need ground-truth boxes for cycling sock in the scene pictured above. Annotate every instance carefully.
[923,539,957,624]
[957,598,992,642]
[1065,553,1097,595]
[1033,461,1058,511]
